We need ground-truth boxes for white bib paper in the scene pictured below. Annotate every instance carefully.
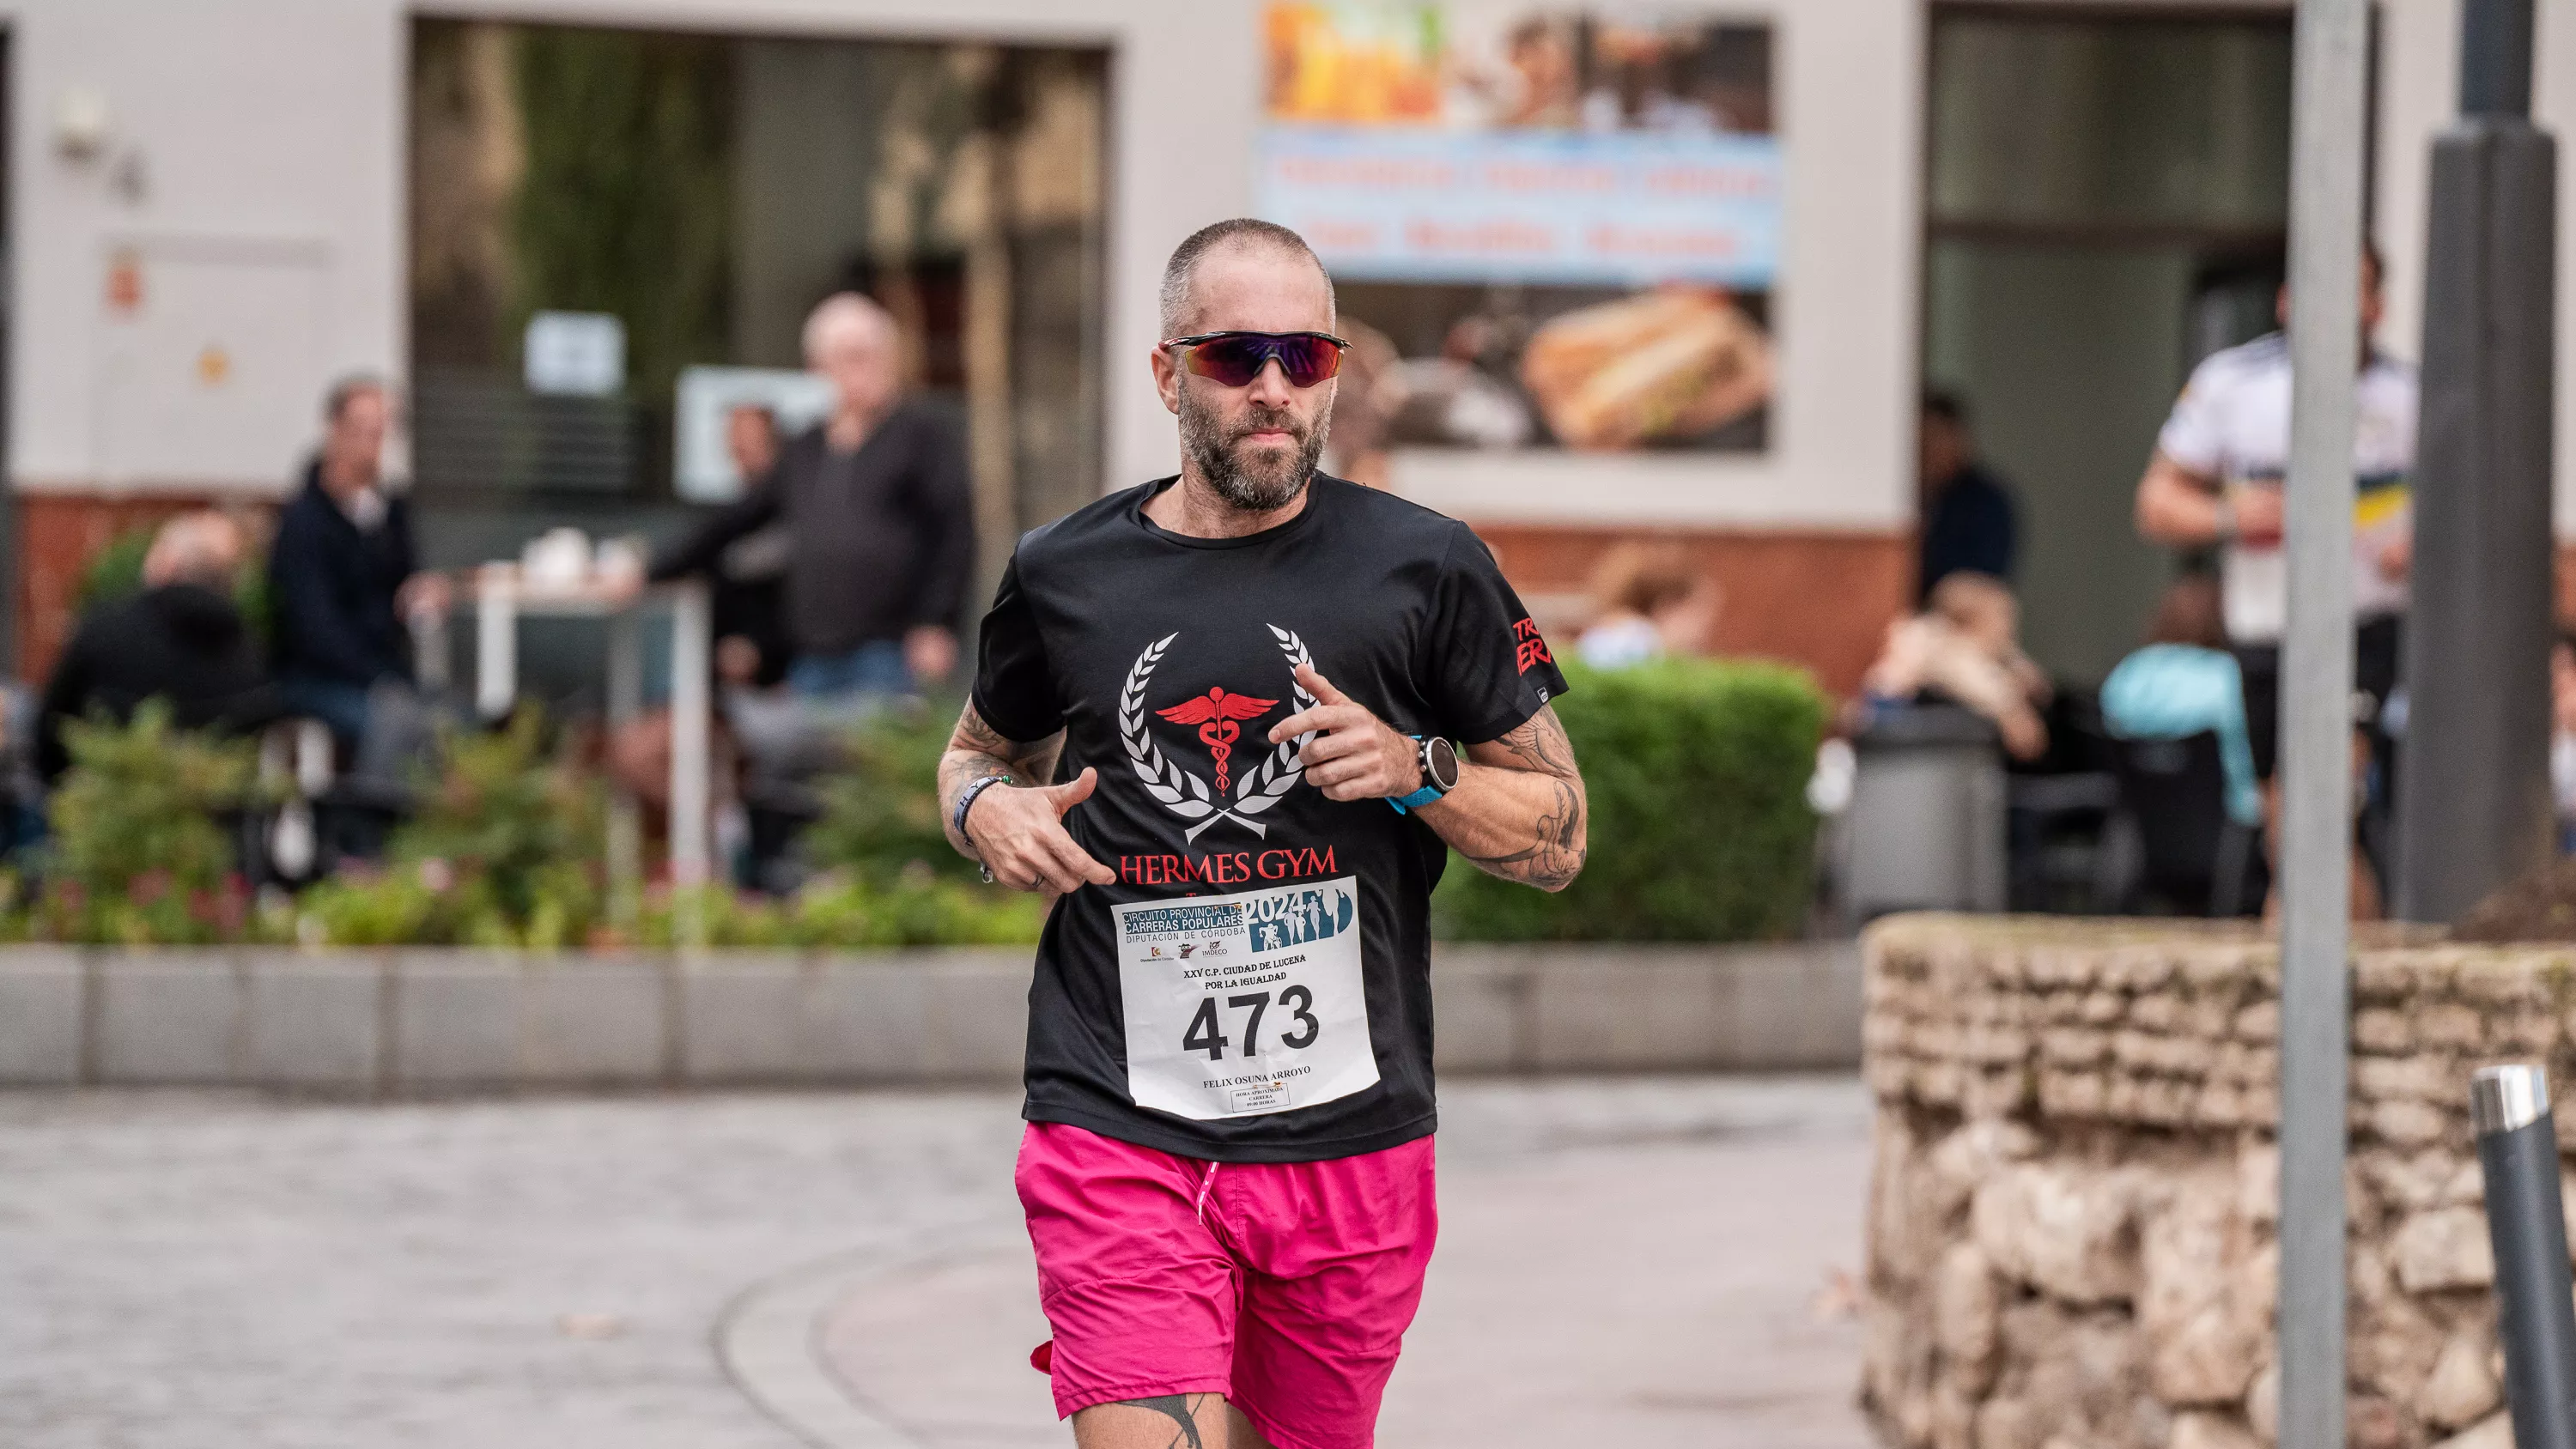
[1112,876,1378,1121]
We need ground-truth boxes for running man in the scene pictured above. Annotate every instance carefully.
[2134,244,2415,917]
[939,218,1588,1449]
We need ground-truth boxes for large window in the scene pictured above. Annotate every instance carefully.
[407,21,1109,559]
[1922,7,2305,683]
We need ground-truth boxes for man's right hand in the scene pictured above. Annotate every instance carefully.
[963,767,1117,894]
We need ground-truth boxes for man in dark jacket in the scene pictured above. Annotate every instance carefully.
[633,294,975,700]
[39,512,278,780]
[1918,389,2020,604]
[266,378,449,747]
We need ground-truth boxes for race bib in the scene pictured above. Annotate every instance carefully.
[1112,876,1378,1121]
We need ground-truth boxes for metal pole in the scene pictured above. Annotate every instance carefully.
[2277,1,2369,1445]
[668,580,713,948]
[2473,1065,2576,1449]
[2392,0,2557,921]
[2460,0,2536,118]
[605,604,641,932]
[474,565,516,723]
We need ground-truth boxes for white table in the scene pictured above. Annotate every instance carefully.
[465,567,714,910]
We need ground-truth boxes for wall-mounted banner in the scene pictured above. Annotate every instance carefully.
[1261,115,1778,288]
[1261,3,1777,457]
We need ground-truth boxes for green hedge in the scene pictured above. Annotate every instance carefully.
[1432,658,1826,943]
[10,706,1043,950]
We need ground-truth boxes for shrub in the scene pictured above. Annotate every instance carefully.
[291,706,1045,952]
[1432,658,1826,943]
[41,701,268,944]
[26,700,1047,952]
[800,706,981,887]
[76,527,153,609]
[297,712,609,949]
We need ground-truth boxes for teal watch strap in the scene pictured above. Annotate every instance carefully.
[1388,735,1446,814]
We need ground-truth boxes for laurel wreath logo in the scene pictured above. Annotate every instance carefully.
[1116,625,1320,843]
[1232,626,1321,820]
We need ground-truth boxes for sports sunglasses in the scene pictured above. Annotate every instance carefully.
[1159,330,1350,388]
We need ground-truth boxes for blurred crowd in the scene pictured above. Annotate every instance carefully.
[24,291,977,894]
[30,229,2545,931]
[1849,246,2425,923]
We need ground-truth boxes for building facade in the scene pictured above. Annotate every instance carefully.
[0,0,2538,694]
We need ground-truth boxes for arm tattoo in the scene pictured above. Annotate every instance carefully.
[1460,773,1587,890]
[1110,1394,1212,1449]
[937,700,1065,856]
[1458,706,1588,891]
[1491,706,1578,778]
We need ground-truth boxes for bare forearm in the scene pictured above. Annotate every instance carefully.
[1420,765,1586,891]
[2136,454,2224,545]
[937,702,1064,858]
[1418,707,1588,892]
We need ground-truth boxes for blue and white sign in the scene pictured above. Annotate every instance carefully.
[672,365,835,502]
[1257,126,1780,288]
[523,311,626,397]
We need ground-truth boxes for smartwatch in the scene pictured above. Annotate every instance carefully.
[1388,736,1460,815]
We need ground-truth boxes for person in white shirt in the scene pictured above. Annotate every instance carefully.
[2133,245,2411,918]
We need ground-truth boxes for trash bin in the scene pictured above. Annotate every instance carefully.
[1838,703,2008,921]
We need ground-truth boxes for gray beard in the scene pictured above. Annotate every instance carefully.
[1178,387,1334,512]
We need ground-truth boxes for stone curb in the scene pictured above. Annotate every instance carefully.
[0,940,1858,1093]
[714,1248,943,1449]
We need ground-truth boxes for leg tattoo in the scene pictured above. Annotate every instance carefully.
[1119,1393,1211,1449]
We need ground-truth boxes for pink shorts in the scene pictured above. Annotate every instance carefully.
[1014,1121,1438,1449]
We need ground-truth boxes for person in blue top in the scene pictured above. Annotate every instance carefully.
[1917,390,2019,604]
[2099,573,2260,829]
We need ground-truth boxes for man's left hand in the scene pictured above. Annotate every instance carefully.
[1269,663,1423,802]
[2377,533,2413,581]
[906,625,959,683]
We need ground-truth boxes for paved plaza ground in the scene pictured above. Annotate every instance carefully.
[0,1077,1874,1448]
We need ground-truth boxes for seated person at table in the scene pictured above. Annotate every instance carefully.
[267,376,451,750]
[38,512,279,780]
[1575,541,1720,668]
[1858,571,2052,760]
[2099,572,2260,829]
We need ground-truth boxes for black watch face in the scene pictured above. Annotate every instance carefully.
[1425,737,1461,791]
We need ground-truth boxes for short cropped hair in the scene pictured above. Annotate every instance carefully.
[143,512,245,591]
[324,373,386,423]
[1157,219,1334,338]
[802,292,896,361]
[1589,542,1698,618]
[1922,388,1969,428]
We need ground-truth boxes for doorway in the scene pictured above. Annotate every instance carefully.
[1921,4,2305,684]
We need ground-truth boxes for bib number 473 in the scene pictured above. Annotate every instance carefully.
[1182,985,1321,1061]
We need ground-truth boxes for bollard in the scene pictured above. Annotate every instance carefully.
[2473,1064,2576,1449]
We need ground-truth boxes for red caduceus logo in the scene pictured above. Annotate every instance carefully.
[1156,687,1279,791]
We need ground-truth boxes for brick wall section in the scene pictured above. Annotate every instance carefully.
[1862,913,2567,1449]
[1467,524,1910,698]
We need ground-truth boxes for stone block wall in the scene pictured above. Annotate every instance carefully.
[1862,914,2574,1449]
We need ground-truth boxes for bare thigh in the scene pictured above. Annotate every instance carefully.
[1071,1394,1278,1449]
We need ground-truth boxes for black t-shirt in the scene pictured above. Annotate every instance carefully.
[973,476,1569,1163]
